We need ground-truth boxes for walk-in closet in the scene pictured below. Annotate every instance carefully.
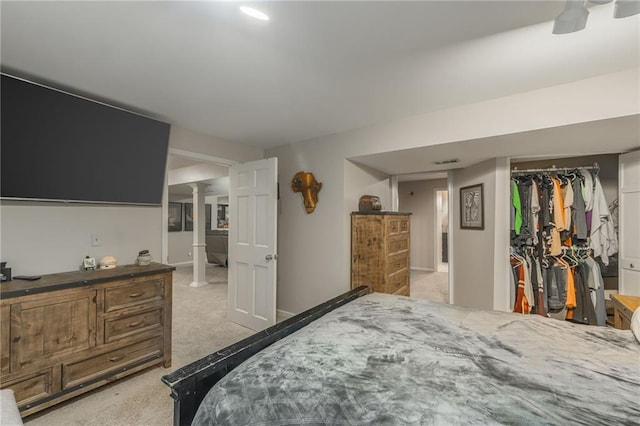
[509,154,625,325]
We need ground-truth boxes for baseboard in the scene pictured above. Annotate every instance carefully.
[277,309,295,320]
[410,267,435,272]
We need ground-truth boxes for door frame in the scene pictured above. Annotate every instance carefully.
[433,188,449,273]
[619,149,640,295]
[162,148,237,265]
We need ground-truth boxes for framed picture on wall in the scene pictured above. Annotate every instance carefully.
[184,203,212,231]
[217,204,229,229]
[184,203,193,231]
[460,183,484,230]
[168,202,183,232]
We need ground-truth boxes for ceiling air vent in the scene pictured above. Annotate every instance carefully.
[433,158,460,165]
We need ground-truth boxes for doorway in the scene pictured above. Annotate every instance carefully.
[397,175,450,303]
[436,190,449,273]
[163,150,233,288]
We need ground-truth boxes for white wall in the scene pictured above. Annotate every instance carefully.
[168,163,229,186]
[168,230,194,265]
[0,201,161,276]
[169,126,262,164]
[398,179,448,271]
[267,71,637,314]
[450,158,511,311]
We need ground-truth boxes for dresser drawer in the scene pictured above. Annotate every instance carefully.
[393,285,410,296]
[62,337,162,390]
[386,216,410,237]
[387,253,408,276]
[386,271,408,294]
[104,279,164,312]
[399,219,409,234]
[387,238,408,256]
[386,218,400,235]
[2,368,58,408]
[104,308,163,343]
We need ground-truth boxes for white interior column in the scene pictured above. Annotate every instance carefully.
[390,175,399,211]
[189,182,208,287]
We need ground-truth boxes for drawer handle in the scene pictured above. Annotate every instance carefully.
[108,356,124,362]
[13,335,21,342]
[129,292,144,298]
[128,321,143,328]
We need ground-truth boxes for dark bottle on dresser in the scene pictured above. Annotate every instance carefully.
[1,262,12,282]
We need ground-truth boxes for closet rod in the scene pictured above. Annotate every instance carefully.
[560,246,591,251]
[511,162,599,175]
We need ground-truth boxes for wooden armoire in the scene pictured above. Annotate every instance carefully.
[351,212,411,296]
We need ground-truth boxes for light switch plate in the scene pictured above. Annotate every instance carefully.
[91,233,102,247]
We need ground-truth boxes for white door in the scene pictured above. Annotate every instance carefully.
[619,150,640,296]
[228,158,278,330]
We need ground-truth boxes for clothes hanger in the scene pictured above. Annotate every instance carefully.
[561,248,579,267]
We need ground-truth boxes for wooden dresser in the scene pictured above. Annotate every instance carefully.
[0,263,174,417]
[351,212,411,296]
[610,294,640,330]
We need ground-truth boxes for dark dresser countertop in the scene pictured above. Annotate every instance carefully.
[351,211,412,216]
[0,262,176,299]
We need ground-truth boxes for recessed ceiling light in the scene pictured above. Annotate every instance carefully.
[240,6,269,21]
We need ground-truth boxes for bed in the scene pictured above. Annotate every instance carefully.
[162,286,640,425]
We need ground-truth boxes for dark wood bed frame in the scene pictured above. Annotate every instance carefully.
[161,285,372,426]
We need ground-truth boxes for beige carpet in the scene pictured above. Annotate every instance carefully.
[410,269,449,303]
[25,264,253,426]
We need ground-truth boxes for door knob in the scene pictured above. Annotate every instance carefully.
[265,254,278,261]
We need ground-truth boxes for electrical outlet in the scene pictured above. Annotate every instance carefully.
[91,233,102,247]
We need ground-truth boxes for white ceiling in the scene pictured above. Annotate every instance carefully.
[170,175,230,197]
[2,1,637,152]
[0,2,582,145]
[352,115,640,175]
[166,156,204,171]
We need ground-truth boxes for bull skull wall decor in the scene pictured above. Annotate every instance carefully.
[291,171,322,214]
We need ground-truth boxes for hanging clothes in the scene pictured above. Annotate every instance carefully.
[569,262,598,325]
[524,255,535,311]
[560,259,577,320]
[531,256,546,317]
[562,179,574,234]
[511,180,522,236]
[510,166,609,328]
[572,177,588,241]
[580,168,594,232]
[585,257,607,326]
[549,178,565,256]
[590,175,618,265]
[512,255,531,314]
[546,261,568,313]
[530,181,541,246]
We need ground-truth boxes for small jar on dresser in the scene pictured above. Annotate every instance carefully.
[351,211,411,296]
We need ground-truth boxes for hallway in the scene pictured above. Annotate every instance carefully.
[410,269,449,304]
